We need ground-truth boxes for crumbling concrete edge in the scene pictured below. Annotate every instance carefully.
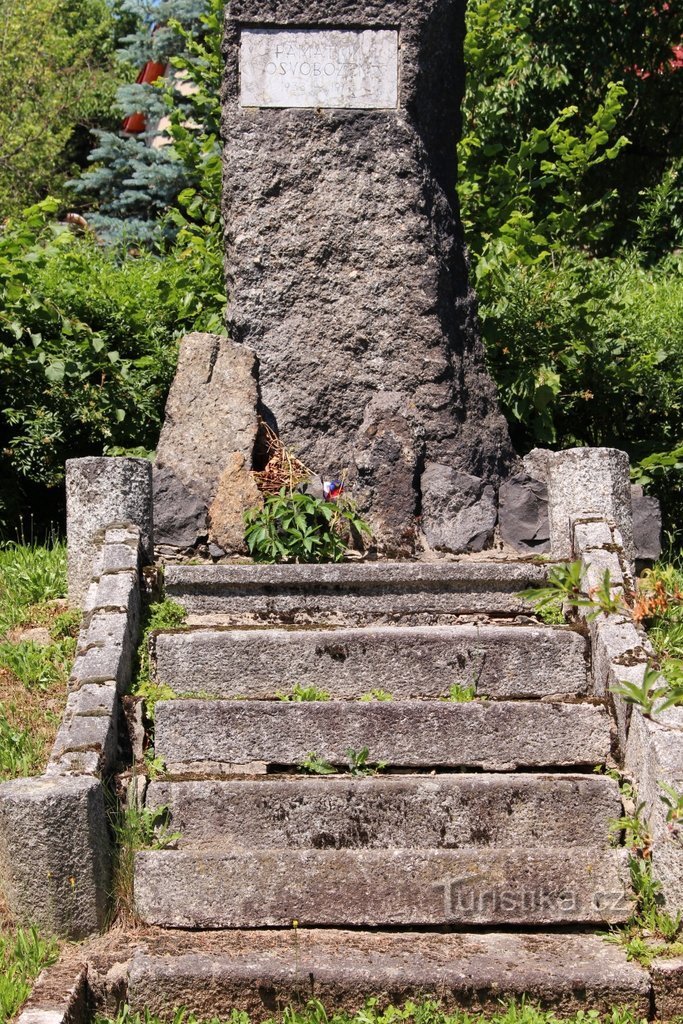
[0,458,152,940]
[571,514,683,914]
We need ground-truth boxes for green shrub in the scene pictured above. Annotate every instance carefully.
[0,201,225,534]
[244,490,371,564]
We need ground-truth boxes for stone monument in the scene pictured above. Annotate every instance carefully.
[219,0,515,554]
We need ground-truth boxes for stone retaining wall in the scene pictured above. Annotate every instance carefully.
[0,459,151,938]
[569,506,683,912]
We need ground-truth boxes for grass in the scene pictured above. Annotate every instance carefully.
[0,926,59,1022]
[95,997,650,1024]
[0,541,76,782]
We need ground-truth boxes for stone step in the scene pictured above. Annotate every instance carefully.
[153,623,588,700]
[146,773,620,849]
[125,930,650,1019]
[154,699,612,773]
[163,561,549,625]
[134,847,632,928]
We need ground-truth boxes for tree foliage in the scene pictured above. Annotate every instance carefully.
[0,0,119,217]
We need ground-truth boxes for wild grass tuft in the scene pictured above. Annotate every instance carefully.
[0,926,59,1022]
[95,997,651,1024]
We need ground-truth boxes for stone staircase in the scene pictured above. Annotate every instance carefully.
[128,561,650,1018]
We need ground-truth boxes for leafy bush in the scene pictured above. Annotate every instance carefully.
[0,201,225,533]
[244,490,371,564]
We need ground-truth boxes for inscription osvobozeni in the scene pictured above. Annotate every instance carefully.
[239,28,399,109]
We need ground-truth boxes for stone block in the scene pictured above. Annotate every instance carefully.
[208,451,263,554]
[632,490,663,564]
[652,955,683,1020]
[580,548,624,596]
[152,465,208,550]
[0,775,111,937]
[98,542,139,576]
[546,448,633,561]
[70,639,131,694]
[572,519,614,553]
[147,773,620,850]
[66,457,152,605]
[498,473,550,553]
[80,611,131,654]
[50,711,117,777]
[134,847,632,928]
[153,623,589,700]
[154,699,612,773]
[127,932,649,1019]
[163,561,548,624]
[155,333,259,507]
[421,466,497,553]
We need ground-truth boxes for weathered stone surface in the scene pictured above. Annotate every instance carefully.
[50,712,117,776]
[632,489,662,564]
[0,776,111,938]
[240,28,400,109]
[652,955,683,1019]
[152,466,208,549]
[155,333,259,506]
[147,774,620,849]
[222,0,515,553]
[163,561,548,624]
[625,709,683,910]
[350,393,420,552]
[154,699,612,772]
[127,931,650,1019]
[499,473,550,553]
[546,447,634,561]
[66,458,151,604]
[208,451,263,554]
[16,962,89,1024]
[523,448,554,482]
[421,466,497,553]
[153,623,588,700]
[134,847,632,928]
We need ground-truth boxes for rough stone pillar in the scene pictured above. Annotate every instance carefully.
[546,448,634,562]
[66,457,153,605]
[221,0,514,554]
[0,776,111,939]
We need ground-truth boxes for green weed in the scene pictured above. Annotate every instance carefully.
[442,683,478,703]
[277,684,331,703]
[0,707,45,780]
[0,926,59,1022]
[359,690,393,702]
[298,752,336,776]
[110,776,180,922]
[0,541,67,633]
[346,747,387,777]
[95,996,653,1024]
[244,488,371,564]
[0,638,73,692]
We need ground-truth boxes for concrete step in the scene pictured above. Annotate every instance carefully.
[153,623,588,700]
[134,846,632,928]
[163,561,549,625]
[125,930,650,1019]
[154,699,612,773]
[146,773,620,849]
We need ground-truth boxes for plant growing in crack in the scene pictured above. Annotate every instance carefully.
[360,689,393,702]
[109,776,181,922]
[277,683,331,702]
[660,782,683,843]
[605,777,683,965]
[611,663,683,716]
[298,752,336,776]
[441,683,478,703]
[346,747,387,777]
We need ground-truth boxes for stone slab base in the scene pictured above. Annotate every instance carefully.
[153,623,588,700]
[134,847,632,929]
[146,773,620,850]
[126,930,649,1018]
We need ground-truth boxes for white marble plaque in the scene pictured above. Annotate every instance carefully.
[240,28,399,109]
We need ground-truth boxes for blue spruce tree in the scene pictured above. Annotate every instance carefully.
[70,0,208,244]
